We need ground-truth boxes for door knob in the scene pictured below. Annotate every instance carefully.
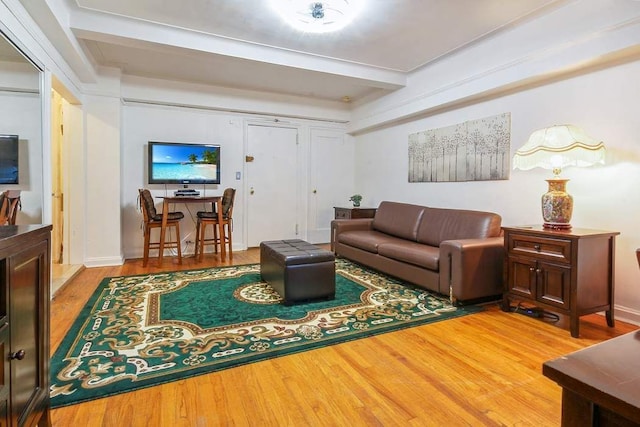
[250,187,255,195]
[10,349,25,360]
[245,155,255,162]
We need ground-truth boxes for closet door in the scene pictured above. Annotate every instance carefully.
[308,128,353,243]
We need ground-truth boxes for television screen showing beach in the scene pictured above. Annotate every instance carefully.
[151,144,219,180]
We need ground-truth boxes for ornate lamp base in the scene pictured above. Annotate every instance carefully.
[542,178,573,229]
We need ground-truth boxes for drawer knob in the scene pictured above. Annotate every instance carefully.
[10,349,25,360]
[534,244,541,251]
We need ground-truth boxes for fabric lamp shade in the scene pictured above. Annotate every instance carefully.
[513,125,605,175]
[513,125,605,229]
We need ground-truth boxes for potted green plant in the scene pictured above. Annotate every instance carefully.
[349,194,362,208]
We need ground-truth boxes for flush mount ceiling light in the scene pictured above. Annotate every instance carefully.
[270,0,365,33]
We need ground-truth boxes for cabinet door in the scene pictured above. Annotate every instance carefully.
[507,256,537,299]
[537,261,571,309]
[0,322,9,427]
[9,241,48,426]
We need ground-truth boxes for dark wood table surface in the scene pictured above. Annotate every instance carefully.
[543,330,640,426]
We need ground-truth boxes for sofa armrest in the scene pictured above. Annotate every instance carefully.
[439,237,504,304]
[330,218,374,251]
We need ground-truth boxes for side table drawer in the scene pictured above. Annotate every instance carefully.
[335,209,351,219]
[507,233,572,264]
[334,207,377,220]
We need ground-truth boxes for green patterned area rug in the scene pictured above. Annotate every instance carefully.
[50,259,481,408]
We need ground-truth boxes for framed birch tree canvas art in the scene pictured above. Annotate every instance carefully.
[408,113,511,182]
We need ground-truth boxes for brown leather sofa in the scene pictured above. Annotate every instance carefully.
[331,201,504,304]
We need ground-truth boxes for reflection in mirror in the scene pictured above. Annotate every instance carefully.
[0,31,43,224]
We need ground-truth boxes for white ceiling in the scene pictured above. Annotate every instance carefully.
[22,0,565,102]
[0,35,30,63]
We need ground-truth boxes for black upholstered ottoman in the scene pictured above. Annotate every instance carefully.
[260,239,335,305]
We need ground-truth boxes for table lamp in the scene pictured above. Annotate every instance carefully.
[513,125,605,229]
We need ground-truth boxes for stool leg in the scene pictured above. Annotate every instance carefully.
[194,219,201,259]
[213,222,219,254]
[175,222,182,264]
[143,225,150,267]
[198,220,207,262]
[226,222,233,258]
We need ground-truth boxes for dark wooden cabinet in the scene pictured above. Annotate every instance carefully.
[334,207,377,219]
[502,226,618,338]
[0,225,51,427]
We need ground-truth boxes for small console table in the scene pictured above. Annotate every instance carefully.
[158,195,223,265]
[543,330,640,426]
[501,226,619,338]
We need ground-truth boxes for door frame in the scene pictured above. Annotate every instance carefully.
[51,79,85,266]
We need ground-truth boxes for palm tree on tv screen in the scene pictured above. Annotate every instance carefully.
[202,149,218,164]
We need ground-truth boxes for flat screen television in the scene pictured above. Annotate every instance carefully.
[0,134,19,184]
[148,141,221,185]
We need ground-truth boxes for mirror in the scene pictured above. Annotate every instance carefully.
[0,31,43,224]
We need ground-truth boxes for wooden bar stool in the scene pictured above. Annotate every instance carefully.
[138,189,184,266]
[195,188,235,260]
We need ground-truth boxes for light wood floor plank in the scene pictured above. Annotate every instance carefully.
[50,250,638,426]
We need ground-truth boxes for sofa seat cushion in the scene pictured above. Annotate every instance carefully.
[337,230,401,253]
[378,241,440,270]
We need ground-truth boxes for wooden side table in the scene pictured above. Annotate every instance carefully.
[543,330,640,426]
[501,225,619,338]
[334,207,377,220]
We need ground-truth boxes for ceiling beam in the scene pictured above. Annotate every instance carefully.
[69,8,406,91]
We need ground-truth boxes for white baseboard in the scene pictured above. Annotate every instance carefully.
[123,243,247,262]
[84,255,125,267]
[613,304,640,326]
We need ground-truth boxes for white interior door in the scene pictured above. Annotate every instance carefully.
[246,124,300,247]
[308,128,354,243]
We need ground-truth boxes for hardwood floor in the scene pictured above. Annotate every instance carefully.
[50,249,638,426]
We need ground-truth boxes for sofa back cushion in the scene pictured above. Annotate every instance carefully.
[372,201,426,241]
[417,207,502,246]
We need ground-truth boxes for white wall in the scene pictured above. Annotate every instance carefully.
[121,101,353,260]
[84,92,122,266]
[121,103,245,259]
[353,59,640,323]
